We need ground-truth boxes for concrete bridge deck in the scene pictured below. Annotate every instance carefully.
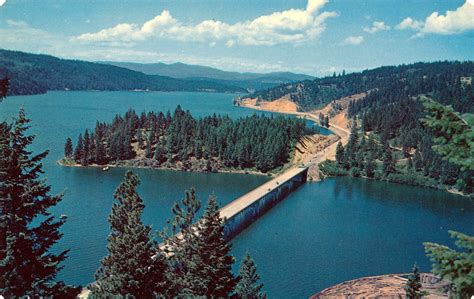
[221,165,308,240]
[159,165,309,250]
[220,166,308,220]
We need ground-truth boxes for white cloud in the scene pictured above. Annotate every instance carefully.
[396,17,423,30]
[74,0,338,46]
[363,21,390,34]
[341,35,364,45]
[397,0,474,36]
[0,0,6,7]
[0,20,309,74]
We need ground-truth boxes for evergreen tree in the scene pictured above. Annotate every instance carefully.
[365,152,376,178]
[405,263,423,299]
[161,188,203,297]
[0,77,9,101]
[0,108,80,297]
[424,231,474,298]
[335,141,345,165]
[82,129,90,166]
[324,115,330,128]
[421,96,473,171]
[64,137,73,158]
[235,253,266,299]
[95,135,106,165]
[345,121,359,168]
[92,171,167,297]
[74,133,84,163]
[154,141,165,163]
[382,145,395,176]
[196,195,237,297]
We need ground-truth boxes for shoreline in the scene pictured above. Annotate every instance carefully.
[57,158,273,177]
[236,99,350,136]
[237,99,473,198]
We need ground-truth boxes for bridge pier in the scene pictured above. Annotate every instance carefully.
[221,167,308,241]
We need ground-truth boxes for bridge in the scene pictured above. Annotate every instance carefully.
[79,166,309,298]
[221,166,308,240]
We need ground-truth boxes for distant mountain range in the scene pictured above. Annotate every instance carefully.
[0,49,251,96]
[0,49,315,97]
[101,61,314,90]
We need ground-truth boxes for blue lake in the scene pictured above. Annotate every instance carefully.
[0,91,472,298]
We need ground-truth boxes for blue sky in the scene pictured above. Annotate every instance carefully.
[0,0,473,75]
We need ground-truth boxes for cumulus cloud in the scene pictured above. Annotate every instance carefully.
[397,0,474,36]
[74,0,338,46]
[396,17,423,31]
[363,21,390,34]
[341,35,364,45]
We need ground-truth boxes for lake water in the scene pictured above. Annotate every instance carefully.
[1,91,472,298]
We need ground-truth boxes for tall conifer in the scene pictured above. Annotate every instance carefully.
[235,253,266,299]
[196,195,237,297]
[93,171,167,297]
[64,137,73,158]
[0,108,79,297]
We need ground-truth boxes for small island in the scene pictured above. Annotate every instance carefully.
[60,106,317,175]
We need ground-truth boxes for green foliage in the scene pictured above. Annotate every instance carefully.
[235,253,266,299]
[195,195,237,297]
[319,160,348,177]
[424,231,474,298]
[405,264,423,299]
[364,152,376,178]
[0,108,79,297]
[420,96,474,171]
[0,49,245,96]
[92,171,167,297]
[159,189,264,298]
[161,188,204,297]
[67,107,311,173]
[251,61,474,113]
[64,137,73,158]
[335,141,345,165]
[0,77,8,101]
[382,146,395,177]
[349,166,361,177]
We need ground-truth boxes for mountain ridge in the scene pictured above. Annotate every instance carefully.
[100,61,314,81]
[0,49,247,96]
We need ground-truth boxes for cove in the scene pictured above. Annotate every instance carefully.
[231,177,474,298]
[0,91,472,296]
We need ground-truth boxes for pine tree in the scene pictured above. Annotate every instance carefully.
[365,152,376,178]
[383,145,395,176]
[161,188,203,297]
[235,253,266,299]
[324,115,330,128]
[335,141,345,165]
[405,263,423,299]
[0,77,9,101]
[196,195,238,297]
[154,141,165,163]
[64,137,73,158]
[345,121,359,168]
[424,231,474,298]
[0,108,80,297]
[421,96,473,171]
[95,135,106,165]
[82,129,90,166]
[92,171,167,297]
[74,133,84,163]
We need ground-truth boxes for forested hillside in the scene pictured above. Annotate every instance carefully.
[103,61,314,91]
[63,106,313,173]
[0,49,245,96]
[250,62,474,113]
[313,62,474,196]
